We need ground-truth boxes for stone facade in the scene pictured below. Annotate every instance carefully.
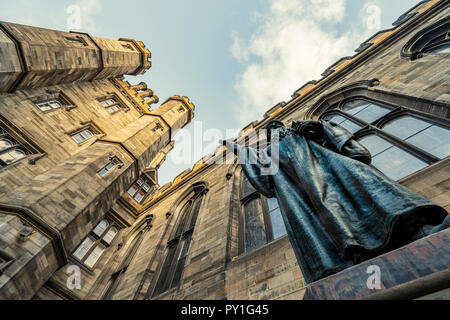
[0,0,449,300]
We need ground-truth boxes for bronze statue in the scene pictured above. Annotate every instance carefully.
[224,120,449,284]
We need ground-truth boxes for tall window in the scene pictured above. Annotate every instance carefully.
[127,175,154,203]
[72,218,119,269]
[0,123,30,168]
[152,184,206,297]
[240,174,287,254]
[321,98,450,181]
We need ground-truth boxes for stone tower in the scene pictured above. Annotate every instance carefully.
[0,22,194,299]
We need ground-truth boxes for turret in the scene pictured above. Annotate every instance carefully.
[0,22,151,93]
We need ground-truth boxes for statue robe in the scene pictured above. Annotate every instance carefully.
[231,120,447,284]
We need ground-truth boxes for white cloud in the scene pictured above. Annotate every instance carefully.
[74,0,102,33]
[231,0,368,125]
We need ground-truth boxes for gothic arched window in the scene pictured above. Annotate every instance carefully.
[0,122,31,168]
[152,184,206,297]
[321,97,450,181]
[402,17,450,59]
[240,174,287,254]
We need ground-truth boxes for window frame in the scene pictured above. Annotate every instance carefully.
[71,218,120,271]
[98,95,129,114]
[71,129,94,144]
[127,175,154,204]
[238,173,286,255]
[0,120,34,168]
[319,96,450,179]
[67,122,103,146]
[97,158,122,177]
[31,91,76,113]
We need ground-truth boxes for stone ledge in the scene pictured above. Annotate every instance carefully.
[303,229,450,300]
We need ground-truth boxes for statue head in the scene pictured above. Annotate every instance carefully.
[266,120,285,143]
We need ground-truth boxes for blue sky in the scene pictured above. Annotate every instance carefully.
[0,0,421,185]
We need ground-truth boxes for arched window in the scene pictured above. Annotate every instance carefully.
[152,184,206,297]
[0,122,31,168]
[240,174,287,254]
[402,17,450,59]
[320,97,450,181]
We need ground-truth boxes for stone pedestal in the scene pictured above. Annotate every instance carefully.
[303,229,450,300]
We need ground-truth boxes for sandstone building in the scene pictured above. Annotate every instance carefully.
[0,0,449,300]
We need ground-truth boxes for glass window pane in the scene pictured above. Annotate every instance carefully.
[359,135,393,156]
[383,116,450,160]
[267,197,279,212]
[136,179,144,186]
[360,134,428,180]
[102,227,118,245]
[134,192,144,202]
[324,114,346,125]
[406,125,450,159]
[142,184,150,192]
[371,146,428,180]
[342,100,371,115]
[98,168,108,176]
[10,149,25,160]
[81,130,93,139]
[383,116,431,140]
[72,134,84,143]
[105,162,115,170]
[128,185,138,196]
[244,198,267,253]
[84,244,106,268]
[37,103,51,111]
[73,237,94,261]
[430,43,450,53]
[0,149,25,163]
[50,101,61,109]
[93,220,109,237]
[0,139,12,151]
[323,115,362,134]
[343,100,391,124]
[270,208,287,239]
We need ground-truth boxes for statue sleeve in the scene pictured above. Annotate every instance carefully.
[320,120,372,165]
[226,141,276,198]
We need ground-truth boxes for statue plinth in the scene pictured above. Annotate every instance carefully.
[303,229,450,300]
